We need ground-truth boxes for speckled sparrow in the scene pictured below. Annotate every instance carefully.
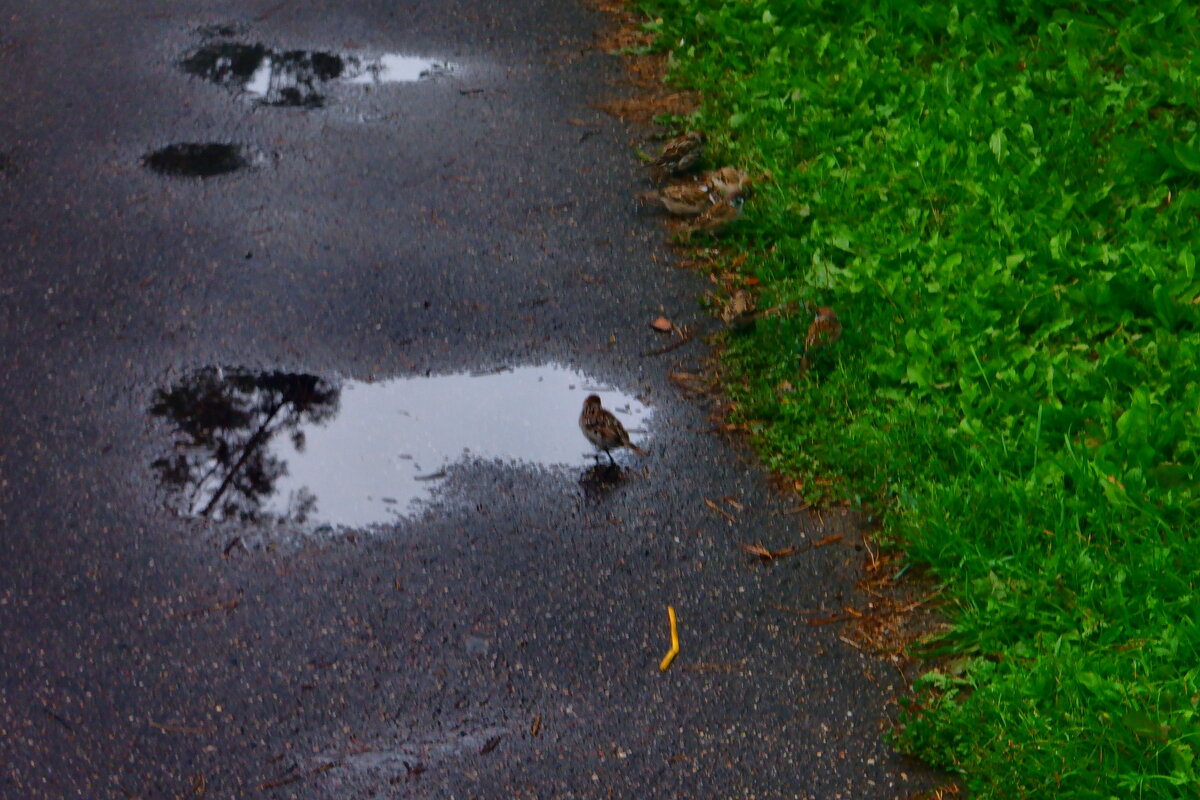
[681,196,743,237]
[700,166,752,200]
[637,182,715,216]
[648,131,705,181]
[800,304,843,372]
[579,394,646,464]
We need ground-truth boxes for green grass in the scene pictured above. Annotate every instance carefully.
[632,0,1200,796]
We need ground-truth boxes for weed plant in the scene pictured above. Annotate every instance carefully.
[634,0,1200,795]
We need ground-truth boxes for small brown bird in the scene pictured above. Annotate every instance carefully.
[800,304,843,372]
[700,166,752,200]
[681,196,742,237]
[637,182,714,216]
[579,394,646,464]
[648,131,705,181]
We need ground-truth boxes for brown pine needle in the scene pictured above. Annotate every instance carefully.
[738,541,799,560]
[704,497,736,524]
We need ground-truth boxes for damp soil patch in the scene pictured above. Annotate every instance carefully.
[149,365,650,530]
[142,143,252,178]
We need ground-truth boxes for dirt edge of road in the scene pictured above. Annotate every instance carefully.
[582,4,958,797]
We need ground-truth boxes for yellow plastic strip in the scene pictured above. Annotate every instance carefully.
[659,605,679,672]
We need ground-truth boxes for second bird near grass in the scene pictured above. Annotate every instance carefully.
[641,131,751,238]
[579,394,646,465]
[647,130,705,182]
[643,132,842,368]
[800,303,843,373]
[637,166,753,215]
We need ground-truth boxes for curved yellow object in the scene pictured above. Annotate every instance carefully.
[659,605,679,672]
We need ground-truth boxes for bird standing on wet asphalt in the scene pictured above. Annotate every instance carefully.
[579,394,646,464]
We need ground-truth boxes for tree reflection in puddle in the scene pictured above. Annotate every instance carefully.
[179,42,457,108]
[151,367,340,523]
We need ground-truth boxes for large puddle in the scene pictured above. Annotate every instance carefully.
[180,42,457,107]
[150,365,650,529]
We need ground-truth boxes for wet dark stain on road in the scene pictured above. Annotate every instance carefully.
[150,365,651,530]
[141,143,252,177]
[180,42,456,107]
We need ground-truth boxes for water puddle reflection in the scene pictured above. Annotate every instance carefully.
[344,55,455,84]
[150,365,650,530]
[180,42,457,107]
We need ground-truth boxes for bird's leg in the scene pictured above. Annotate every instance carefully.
[605,449,616,466]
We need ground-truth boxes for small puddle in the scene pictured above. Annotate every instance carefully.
[180,42,456,107]
[142,143,253,178]
[150,365,650,530]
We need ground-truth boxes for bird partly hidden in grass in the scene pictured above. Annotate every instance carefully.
[800,303,843,373]
[636,182,715,216]
[637,166,752,216]
[680,195,743,238]
[579,394,646,465]
[698,166,752,200]
[647,130,705,182]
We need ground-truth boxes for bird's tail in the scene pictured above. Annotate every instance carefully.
[628,442,647,456]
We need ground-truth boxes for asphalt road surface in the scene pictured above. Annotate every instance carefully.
[0,1,936,797]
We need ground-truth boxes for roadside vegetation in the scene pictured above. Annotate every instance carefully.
[632,0,1200,795]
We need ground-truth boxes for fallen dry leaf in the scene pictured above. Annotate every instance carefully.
[650,316,673,332]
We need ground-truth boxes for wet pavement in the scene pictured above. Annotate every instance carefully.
[0,1,934,797]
